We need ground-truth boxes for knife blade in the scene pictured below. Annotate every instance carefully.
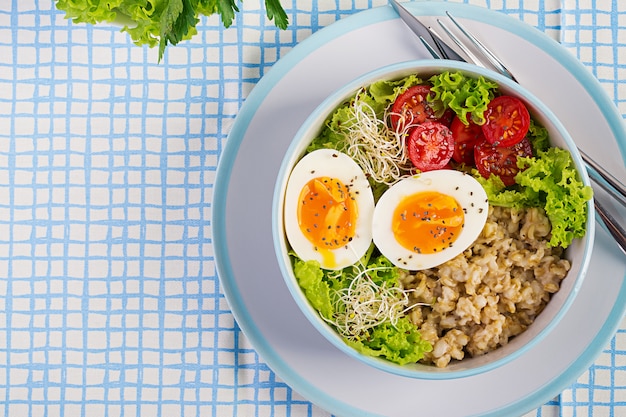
[389,0,465,62]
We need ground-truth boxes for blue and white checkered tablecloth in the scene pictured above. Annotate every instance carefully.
[1,1,625,416]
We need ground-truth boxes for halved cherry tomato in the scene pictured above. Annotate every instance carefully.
[390,85,452,130]
[481,95,530,147]
[474,137,533,186]
[406,121,455,172]
[450,116,485,165]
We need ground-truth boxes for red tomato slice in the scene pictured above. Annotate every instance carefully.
[481,95,530,147]
[390,85,452,130]
[450,116,485,165]
[406,121,455,172]
[474,137,533,186]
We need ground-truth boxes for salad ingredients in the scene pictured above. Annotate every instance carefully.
[283,149,374,270]
[292,254,432,365]
[400,205,572,367]
[481,95,531,147]
[517,147,592,248]
[310,90,412,186]
[390,85,452,129]
[305,70,589,249]
[406,121,455,171]
[474,137,534,186]
[286,69,591,367]
[477,146,593,248]
[346,317,433,365]
[54,0,289,62]
[428,71,498,125]
[372,170,489,270]
[450,116,484,165]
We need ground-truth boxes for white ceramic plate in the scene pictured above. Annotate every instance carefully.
[213,3,626,416]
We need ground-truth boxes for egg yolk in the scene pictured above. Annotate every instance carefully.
[392,191,464,254]
[297,176,358,267]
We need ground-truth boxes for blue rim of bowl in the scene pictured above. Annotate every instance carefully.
[271,58,595,380]
[213,3,626,416]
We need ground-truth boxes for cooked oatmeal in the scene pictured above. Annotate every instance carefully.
[399,205,571,368]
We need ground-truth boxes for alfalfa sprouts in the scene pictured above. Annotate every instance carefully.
[335,89,415,186]
[323,266,427,341]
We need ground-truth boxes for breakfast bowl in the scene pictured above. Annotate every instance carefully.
[271,60,595,379]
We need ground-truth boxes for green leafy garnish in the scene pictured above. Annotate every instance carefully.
[291,253,432,365]
[368,74,424,105]
[428,71,498,125]
[474,146,592,248]
[516,147,593,248]
[292,257,334,320]
[55,0,289,62]
[346,318,432,366]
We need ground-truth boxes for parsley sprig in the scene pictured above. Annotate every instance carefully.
[55,0,289,62]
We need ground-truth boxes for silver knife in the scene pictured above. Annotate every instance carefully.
[390,0,465,62]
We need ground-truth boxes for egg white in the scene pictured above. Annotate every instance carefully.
[283,149,375,270]
[372,170,489,270]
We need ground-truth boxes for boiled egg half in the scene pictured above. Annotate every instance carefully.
[372,170,489,270]
[283,149,375,270]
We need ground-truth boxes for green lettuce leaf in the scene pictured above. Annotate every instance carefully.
[428,71,498,125]
[346,317,433,365]
[292,252,432,365]
[474,147,592,248]
[368,74,424,104]
[516,147,593,248]
[527,119,550,153]
[292,258,334,320]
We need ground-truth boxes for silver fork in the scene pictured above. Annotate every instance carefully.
[390,0,626,255]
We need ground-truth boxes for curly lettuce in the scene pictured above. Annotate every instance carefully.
[428,71,498,125]
[516,147,593,248]
[309,70,499,155]
[368,74,424,105]
[474,145,592,248]
[293,258,334,320]
[291,253,432,365]
[346,317,432,366]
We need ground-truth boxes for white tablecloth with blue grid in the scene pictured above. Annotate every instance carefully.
[1,1,625,416]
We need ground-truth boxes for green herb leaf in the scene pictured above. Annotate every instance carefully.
[265,0,289,30]
[216,0,239,28]
[54,0,288,60]
[158,0,199,62]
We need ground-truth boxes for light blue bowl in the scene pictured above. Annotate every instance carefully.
[272,60,595,380]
